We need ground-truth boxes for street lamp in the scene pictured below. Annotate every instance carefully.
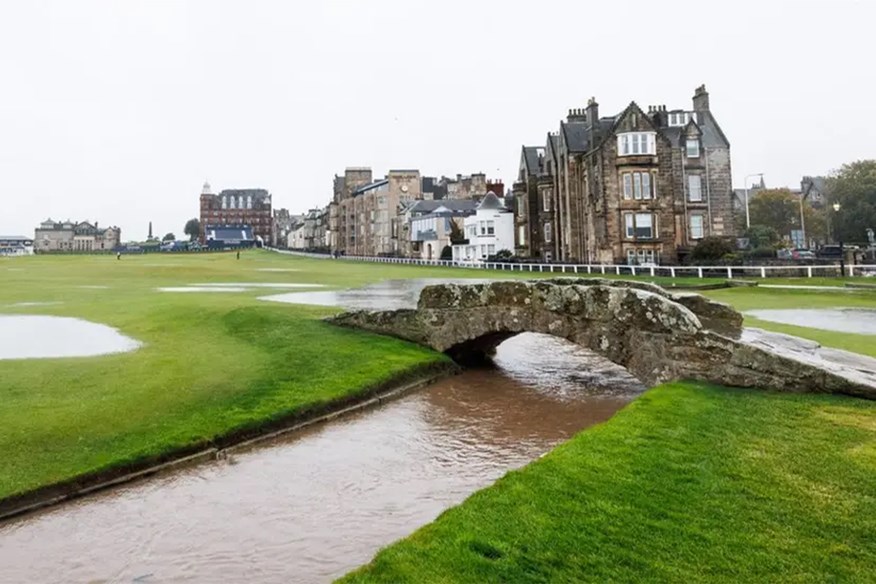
[743,173,764,229]
[833,202,845,277]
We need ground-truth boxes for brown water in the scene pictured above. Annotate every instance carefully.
[0,334,643,583]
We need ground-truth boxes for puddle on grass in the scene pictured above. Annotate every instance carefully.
[746,308,876,335]
[157,287,249,293]
[193,283,325,289]
[260,278,497,311]
[0,315,141,359]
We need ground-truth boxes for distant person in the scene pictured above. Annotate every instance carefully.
[236,250,240,260]
[116,252,121,260]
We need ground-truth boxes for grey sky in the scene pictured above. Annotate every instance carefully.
[0,0,872,240]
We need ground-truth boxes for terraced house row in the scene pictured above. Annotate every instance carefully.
[513,85,737,265]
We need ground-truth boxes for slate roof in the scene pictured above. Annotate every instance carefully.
[405,200,478,216]
[561,121,591,153]
[352,179,389,196]
[477,192,505,210]
[522,146,543,174]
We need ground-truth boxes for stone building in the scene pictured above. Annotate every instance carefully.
[199,182,272,244]
[512,145,547,259]
[34,219,121,252]
[513,85,736,264]
[332,168,421,256]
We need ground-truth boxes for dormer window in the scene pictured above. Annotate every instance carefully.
[668,112,699,127]
[686,139,700,158]
[617,132,656,156]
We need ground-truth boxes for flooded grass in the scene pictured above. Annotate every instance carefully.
[342,382,876,583]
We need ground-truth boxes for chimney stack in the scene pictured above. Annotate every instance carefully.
[586,97,599,129]
[693,84,710,111]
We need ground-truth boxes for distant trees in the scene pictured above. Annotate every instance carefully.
[827,160,876,244]
[184,218,200,241]
[748,188,827,246]
[162,233,176,242]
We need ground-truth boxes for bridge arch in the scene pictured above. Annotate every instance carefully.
[329,279,875,398]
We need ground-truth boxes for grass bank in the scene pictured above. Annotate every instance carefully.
[1,251,874,514]
[342,381,876,583]
[0,251,465,506]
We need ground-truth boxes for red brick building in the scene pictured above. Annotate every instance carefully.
[199,182,273,243]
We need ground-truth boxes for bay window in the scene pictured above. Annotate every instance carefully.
[617,132,657,156]
[624,213,656,239]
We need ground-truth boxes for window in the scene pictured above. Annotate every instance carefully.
[486,220,495,235]
[544,222,552,243]
[518,225,526,245]
[688,174,703,202]
[479,221,487,236]
[626,249,656,265]
[622,171,654,200]
[624,213,655,239]
[689,214,705,239]
[542,190,551,212]
[488,244,496,256]
[517,196,526,217]
[480,244,487,257]
[668,112,699,127]
[686,139,700,158]
[617,132,656,156]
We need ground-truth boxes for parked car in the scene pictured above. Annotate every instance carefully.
[816,245,843,259]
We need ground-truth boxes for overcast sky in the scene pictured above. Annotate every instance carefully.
[0,0,872,240]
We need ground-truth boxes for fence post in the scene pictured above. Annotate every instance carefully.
[631,266,637,276]
[697,267,703,278]
[615,266,620,275]
[574,265,578,274]
[807,266,813,278]
[726,267,733,279]
[650,267,655,277]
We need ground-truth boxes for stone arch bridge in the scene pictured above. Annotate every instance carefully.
[330,279,876,399]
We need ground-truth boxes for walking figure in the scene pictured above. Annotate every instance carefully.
[236,250,240,260]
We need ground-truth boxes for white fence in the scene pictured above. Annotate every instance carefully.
[269,249,876,280]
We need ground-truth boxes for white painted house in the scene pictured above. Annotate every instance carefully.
[452,193,514,263]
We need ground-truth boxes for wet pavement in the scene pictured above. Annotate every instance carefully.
[0,315,141,360]
[746,308,876,335]
[0,333,643,583]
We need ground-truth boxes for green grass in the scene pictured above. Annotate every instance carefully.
[0,251,486,501]
[1,249,875,535]
[341,382,876,583]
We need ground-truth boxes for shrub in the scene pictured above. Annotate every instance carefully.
[690,237,736,262]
